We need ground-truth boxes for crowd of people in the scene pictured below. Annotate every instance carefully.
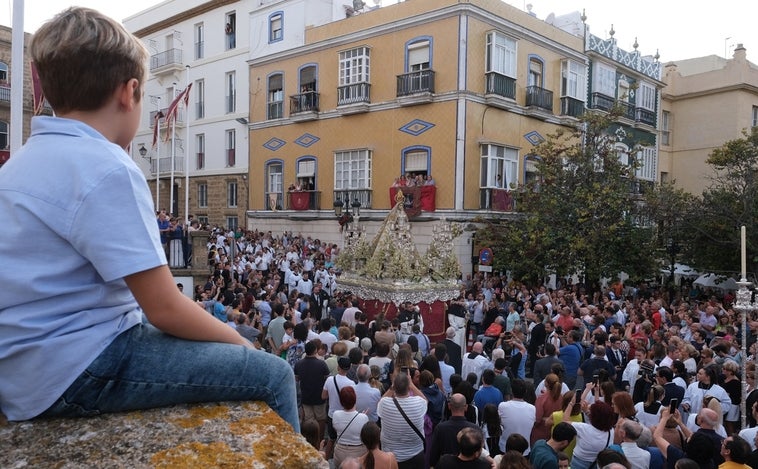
[195,225,758,469]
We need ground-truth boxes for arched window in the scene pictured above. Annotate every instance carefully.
[401,146,430,178]
[296,156,316,190]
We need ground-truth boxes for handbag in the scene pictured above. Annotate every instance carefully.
[392,397,425,449]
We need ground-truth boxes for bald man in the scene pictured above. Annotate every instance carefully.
[461,342,489,389]
[429,393,479,466]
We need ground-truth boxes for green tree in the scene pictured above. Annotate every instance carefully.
[685,127,758,277]
[477,110,656,286]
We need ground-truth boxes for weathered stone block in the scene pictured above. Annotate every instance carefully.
[0,402,327,469]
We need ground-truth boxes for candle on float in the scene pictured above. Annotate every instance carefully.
[741,225,747,280]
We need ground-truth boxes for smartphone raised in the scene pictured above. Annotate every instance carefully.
[669,398,679,413]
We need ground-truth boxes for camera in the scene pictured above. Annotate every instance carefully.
[638,361,655,381]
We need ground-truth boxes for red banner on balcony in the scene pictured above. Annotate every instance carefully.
[0,150,10,164]
[290,191,310,210]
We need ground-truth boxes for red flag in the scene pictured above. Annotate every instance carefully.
[30,62,45,115]
[164,83,192,128]
[151,111,164,148]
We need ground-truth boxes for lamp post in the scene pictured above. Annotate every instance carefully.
[333,198,344,218]
[138,144,158,211]
[734,225,756,429]
[666,237,680,288]
[351,198,361,222]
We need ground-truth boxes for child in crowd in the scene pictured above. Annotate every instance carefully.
[0,7,298,431]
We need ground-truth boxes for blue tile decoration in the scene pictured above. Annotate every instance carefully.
[399,119,435,136]
[524,131,545,146]
[294,133,320,148]
[263,137,286,151]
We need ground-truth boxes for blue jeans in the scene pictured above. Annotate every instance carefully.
[38,323,299,432]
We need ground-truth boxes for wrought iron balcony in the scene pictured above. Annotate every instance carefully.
[149,156,185,175]
[618,101,635,120]
[149,108,185,127]
[635,107,656,126]
[285,190,322,210]
[267,102,283,120]
[560,96,585,117]
[396,70,435,96]
[0,85,9,103]
[333,189,373,210]
[338,82,371,105]
[479,188,514,212]
[485,72,516,100]
[290,91,319,114]
[265,192,283,211]
[590,92,615,112]
[149,49,183,73]
[525,86,554,112]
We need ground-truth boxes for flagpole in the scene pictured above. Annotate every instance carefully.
[184,65,191,226]
[156,122,161,212]
[10,0,24,153]
[170,96,176,216]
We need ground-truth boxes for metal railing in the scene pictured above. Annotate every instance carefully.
[290,91,319,113]
[479,187,515,211]
[267,102,283,120]
[560,96,585,117]
[635,108,656,126]
[285,190,322,210]
[396,70,435,96]
[150,49,183,71]
[590,92,615,112]
[525,85,554,112]
[338,82,371,105]
[333,189,373,210]
[150,156,185,174]
[485,72,516,100]
[0,85,9,102]
[265,192,283,211]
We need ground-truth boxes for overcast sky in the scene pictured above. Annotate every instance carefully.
[2,0,755,63]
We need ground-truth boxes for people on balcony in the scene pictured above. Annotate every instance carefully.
[424,174,436,186]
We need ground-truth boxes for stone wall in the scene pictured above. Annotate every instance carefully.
[0,402,328,468]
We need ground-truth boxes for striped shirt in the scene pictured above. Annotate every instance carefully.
[377,395,427,462]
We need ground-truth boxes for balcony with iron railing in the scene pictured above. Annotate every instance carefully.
[617,101,635,120]
[333,189,373,210]
[285,190,322,210]
[290,91,319,114]
[396,70,435,97]
[265,192,283,211]
[485,72,516,100]
[267,101,283,120]
[479,187,515,212]
[560,96,585,118]
[635,107,656,127]
[149,156,185,175]
[0,85,9,103]
[150,49,184,74]
[589,92,615,112]
[525,86,554,112]
[337,82,371,106]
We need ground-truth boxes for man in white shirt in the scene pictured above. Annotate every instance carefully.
[354,364,381,422]
[341,299,361,328]
[615,419,651,469]
[498,379,536,454]
[435,344,456,395]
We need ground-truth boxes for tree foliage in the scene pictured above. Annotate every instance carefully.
[681,127,758,276]
[476,110,657,285]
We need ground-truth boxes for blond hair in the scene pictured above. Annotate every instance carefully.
[31,7,147,114]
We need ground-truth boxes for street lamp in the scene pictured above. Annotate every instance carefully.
[351,198,361,218]
[138,144,147,158]
[333,198,344,217]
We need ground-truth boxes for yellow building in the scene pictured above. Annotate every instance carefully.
[659,44,758,194]
[246,0,593,272]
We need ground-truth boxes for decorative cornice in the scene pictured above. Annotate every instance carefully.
[132,0,238,38]
[662,83,758,101]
